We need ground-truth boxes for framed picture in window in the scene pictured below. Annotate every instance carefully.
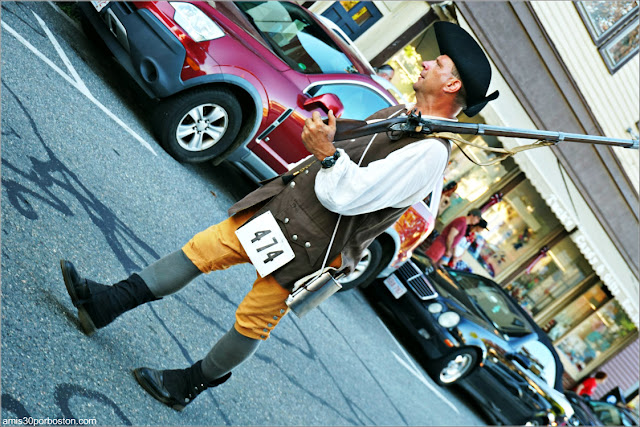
[576,1,638,44]
[599,19,640,73]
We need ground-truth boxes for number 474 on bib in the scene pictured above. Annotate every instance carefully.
[235,211,296,277]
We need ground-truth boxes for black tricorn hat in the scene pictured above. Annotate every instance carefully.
[434,21,499,117]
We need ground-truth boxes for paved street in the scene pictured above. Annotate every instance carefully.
[1,2,485,425]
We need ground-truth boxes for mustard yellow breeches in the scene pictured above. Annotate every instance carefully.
[182,208,339,340]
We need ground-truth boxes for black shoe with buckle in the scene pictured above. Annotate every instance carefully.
[60,259,159,335]
[60,259,105,335]
[133,360,232,411]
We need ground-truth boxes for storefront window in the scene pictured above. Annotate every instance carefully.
[600,19,639,72]
[556,299,637,379]
[321,1,382,40]
[473,181,561,278]
[576,1,639,73]
[506,236,592,316]
[340,1,360,12]
[542,282,612,342]
[577,1,638,42]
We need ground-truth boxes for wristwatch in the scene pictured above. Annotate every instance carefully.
[321,150,341,169]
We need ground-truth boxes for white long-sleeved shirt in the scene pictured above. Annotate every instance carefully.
[315,136,450,216]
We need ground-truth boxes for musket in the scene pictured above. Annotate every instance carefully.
[333,111,639,149]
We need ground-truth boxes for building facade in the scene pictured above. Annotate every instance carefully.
[305,1,640,390]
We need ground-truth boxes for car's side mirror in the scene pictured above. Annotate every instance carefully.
[302,93,344,118]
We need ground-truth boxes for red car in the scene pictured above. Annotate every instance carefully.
[79,1,397,182]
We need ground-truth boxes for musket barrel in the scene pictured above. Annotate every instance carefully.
[335,117,638,149]
[424,119,638,149]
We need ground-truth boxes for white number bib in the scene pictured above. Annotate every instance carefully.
[235,211,295,278]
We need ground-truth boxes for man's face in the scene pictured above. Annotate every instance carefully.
[378,70,394,81]
[413,55,458,95]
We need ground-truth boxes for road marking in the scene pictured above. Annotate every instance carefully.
[376,317,460,414]
[1,17,157,155]
[32,11,88,92]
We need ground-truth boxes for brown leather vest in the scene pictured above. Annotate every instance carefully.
[229,105,450,290]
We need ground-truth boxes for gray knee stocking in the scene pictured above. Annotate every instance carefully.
[139,252,260,380]
[202,327,261,381]
[137,250,202,298]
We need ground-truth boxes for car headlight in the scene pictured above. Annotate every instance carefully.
[170,2,225,42]
[428,303,443,313]
[547,412,556,426]
[438,311,460,328]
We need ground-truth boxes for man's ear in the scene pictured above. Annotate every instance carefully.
[444,78,462,95]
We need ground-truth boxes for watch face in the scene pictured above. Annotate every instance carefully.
[321,151,340,168]
[321,157,336,168]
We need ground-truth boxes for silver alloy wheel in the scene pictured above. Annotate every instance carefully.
[439,353,474,384]
[338,247,372,284]
[176,103,229,152]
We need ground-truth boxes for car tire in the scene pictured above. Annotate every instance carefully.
[430,347,478,386]
[155,88,242,163]
[337,240,385,292]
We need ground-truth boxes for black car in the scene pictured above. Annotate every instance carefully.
[586,399,639,426]
[565,391,604,426]
[364,252,574,425]
[565,391,639,426]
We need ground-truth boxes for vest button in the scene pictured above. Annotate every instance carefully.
[290,182,296,188]
[305,242,311,248]
[292,234,298,241]
[267,323,273,327]
[263,328,268,332]
[280,309,286,314]
[305,169,309,174]
[284,218,290,223]
[260,335,266,339]
[273,316,278,320]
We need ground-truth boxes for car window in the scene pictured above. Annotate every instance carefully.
[589,401,624,426]
[236,2,356,74]
[307,84,392,119]
[448,271,533,336]
[314,13,374,73]
[370,74,409,104]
